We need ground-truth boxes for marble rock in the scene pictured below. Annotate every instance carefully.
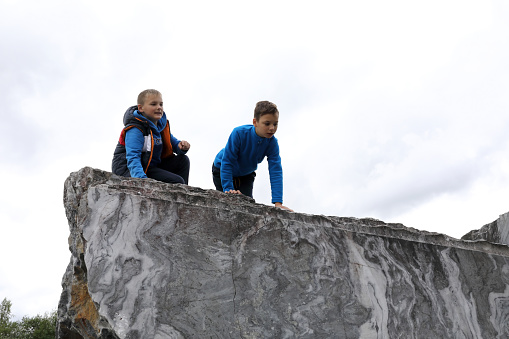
[57,167,509,339]
[462,211,509,246]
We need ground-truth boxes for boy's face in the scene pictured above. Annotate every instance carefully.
[138,94,163,124]
[253,113,278,138]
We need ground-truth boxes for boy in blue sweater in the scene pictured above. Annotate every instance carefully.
[212,101,292,211]
[112,89,191,184]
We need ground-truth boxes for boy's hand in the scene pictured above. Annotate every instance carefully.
[179,140,191,151]
[225,190,242,194]
[275,202,293,212]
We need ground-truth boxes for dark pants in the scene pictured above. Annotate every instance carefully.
[147,154,190,184]
[212,164,256,198]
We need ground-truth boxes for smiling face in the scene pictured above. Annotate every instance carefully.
[138,94,163,125]
[253,113,279,138]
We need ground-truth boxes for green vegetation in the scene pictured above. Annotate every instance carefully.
[0,298,56,339]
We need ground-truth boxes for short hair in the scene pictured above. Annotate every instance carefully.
[254,101,279,120]
[137,89,162,105]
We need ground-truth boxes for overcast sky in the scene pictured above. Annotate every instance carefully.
[1,0,509,320]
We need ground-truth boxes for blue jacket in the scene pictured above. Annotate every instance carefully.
[214,125,283,203]
[112,106,185,178]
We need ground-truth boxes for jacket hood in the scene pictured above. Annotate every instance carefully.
[123,106,138,125]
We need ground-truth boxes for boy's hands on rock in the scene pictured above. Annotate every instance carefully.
[275,202,293,212]
[225,190,242,194]
[179,140,191,151]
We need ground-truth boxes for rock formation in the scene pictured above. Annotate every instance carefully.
[57,167,509,338]
[462,212,509,246]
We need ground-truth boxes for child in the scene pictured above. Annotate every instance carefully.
[212,100,292,211]
[112,89,191,184]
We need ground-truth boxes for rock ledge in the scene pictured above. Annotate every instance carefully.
[57,167,509,339]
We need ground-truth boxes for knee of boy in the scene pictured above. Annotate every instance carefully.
[180,154,190,168]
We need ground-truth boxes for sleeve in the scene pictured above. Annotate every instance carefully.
[220,129,240,192]
[125,128,148,178]
[170,134,187,155]
[266,139,283,204]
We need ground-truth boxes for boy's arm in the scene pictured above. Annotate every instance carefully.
[170,134,187,155]
[169,133,191,154]
[267,140,293,211]
[266,141,283,203]
[125,128,148,178]
[220,131,240,192]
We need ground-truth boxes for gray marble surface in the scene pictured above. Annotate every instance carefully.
[57,167,509,338]
[463,211,509,247]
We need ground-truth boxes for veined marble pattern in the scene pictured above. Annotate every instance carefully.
[57,167,509,339]
[499,213,509,246]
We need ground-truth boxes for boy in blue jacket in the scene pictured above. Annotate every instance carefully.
[212,101,292,211]
[112,89,191,184]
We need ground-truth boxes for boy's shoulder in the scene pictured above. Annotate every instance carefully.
[230,124,254,137]
[232,124,254,132]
